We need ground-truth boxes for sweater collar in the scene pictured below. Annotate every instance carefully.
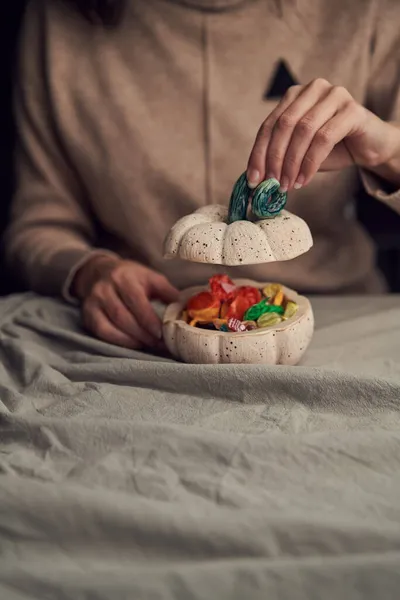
[164,0,258,11]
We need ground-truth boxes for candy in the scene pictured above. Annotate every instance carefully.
[227,318,247,332]
[182,277,298,335]
[262,283,283,303]
[282,300,299,320]
[223,286,261,321]
[257,313,283,329]
[244,299,284,321]
[273,290,284,306]
[225,295,253,321]
[209,275,237,301]
[236,286,262,305]
[213,318,229,330]
[220,302,230,319]
[187,291,220,321]
[243,320,257,330]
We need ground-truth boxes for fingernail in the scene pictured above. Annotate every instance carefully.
[279,176,289,193]
[246,169,260,189]
[294,175,305,190]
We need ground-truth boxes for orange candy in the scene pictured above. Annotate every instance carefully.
[187,291,221,322]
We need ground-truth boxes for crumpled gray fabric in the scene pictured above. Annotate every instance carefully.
[1,293,400,600]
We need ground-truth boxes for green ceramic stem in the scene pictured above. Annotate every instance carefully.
[251,178,287,219]
[227,173,252,223]
[228,174,287,223]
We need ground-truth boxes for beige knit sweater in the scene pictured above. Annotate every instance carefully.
[5,0,400,297]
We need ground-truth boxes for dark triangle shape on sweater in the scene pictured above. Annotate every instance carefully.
[264,59,298,100]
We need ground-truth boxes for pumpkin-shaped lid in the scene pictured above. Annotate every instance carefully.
[163,174,313,266]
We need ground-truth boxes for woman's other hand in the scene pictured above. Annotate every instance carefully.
[247,78,400,192]
[72,256,179,349]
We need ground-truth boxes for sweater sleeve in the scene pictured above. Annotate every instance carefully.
[4,1,116,301]
[359,0,400,212]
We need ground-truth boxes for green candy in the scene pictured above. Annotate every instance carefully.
[227,172,252,223]
[244,299,284,321]
[251,178,287,219]
[257,313,282,329]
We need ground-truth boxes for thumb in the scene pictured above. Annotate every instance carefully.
[148,273,180,304]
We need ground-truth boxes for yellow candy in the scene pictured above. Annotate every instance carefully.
[282,301,298,321]
[262,283,284,304]
[181,310,189,323]
[257,313,282,329]
[272,290,284,306]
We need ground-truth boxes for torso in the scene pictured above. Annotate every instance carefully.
[42,0,383,291]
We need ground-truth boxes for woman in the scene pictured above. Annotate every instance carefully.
[6,0,400,349]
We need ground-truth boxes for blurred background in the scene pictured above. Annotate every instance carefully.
[1,1,399,295]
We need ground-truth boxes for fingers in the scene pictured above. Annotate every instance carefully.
[280,86,352,189]
[80,259,178,350]
[247,85,302,187]
[298,102,359,185]
[120,285,163,341]
[247,79,361,191]
[148,273,180,304]
[83,301,142,350]
[98,284,158,347]
[116,270,179,341]
[264,80,333,189]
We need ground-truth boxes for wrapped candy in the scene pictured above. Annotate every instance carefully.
[262,283,280,299]
[223,286,262,321]
[243,320,257,331]
[182,275,298,334]
[236,286,261,305]
[272,290,284,306]
[209,275,237,301]
[187,291,220,323]
[282,300,299,320]
[227,318,247,332]
[257,313,283,329]
[244,299,284,322]
[262,283,284,306]
[224,295,252,321]
[213,318,229,331]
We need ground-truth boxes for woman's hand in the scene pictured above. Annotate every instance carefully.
[247,78,400,192]
[72,256,179,349]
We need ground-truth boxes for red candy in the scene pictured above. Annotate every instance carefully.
[225,295,253,321]
[223,286,261,321]
[185,277,264,326]
[209,275,237,302]
[187,291,220,321]
[235,286,262,305]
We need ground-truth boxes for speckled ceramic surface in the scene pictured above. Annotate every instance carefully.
[163,205,313,266]
[163,279,314,365]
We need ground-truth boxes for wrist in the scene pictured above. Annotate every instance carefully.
[72,254,120,301]
[364,121,400,187]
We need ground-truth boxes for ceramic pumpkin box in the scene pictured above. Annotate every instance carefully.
[162,174,315,365]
